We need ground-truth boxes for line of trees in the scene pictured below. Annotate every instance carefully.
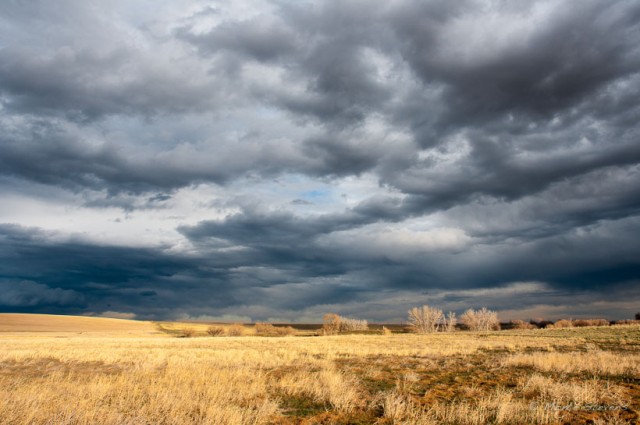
[407,305,500,333]
[322,305,500,335]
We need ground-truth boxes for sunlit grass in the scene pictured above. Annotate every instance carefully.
[0,321,638,424]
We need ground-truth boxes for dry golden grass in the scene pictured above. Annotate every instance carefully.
[0,317,638,424]
[504,351,640,377]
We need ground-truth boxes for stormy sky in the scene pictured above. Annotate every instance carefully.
[1,0,639,322]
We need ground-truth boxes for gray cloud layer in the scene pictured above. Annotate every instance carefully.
[1,0,639,320]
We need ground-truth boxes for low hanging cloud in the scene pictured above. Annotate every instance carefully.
[0,280,84,308]
[0,0,639,321]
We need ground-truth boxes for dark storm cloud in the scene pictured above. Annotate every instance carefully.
[1,0,638,197]
[176,0,640,203]
[0,224,195,316]
[177,1,393,127]
[179,206,640,293]
[1,0,640,320]
[393,1,640,129]
[0,280,84,309]
[0,223,374,318]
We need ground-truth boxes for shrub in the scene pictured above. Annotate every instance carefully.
[255,323,296,336]
[510,319,536,330]
[226,323,245,336]
[180,328,195,338]
[636,312,640,321]
[206,326,225,336]
[281,326,297,335]
[382,326,393,335]
[408,305,443,333]
[321,313,368,334]
[460,308,500,331]
[339,317,369,332]
[572,319,610,327]
[322,313,342,335]
[612,319,640,325]
[553,319,573,328]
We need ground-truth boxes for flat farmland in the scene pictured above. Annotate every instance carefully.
[0,315,638,424]
[0,313,162,337]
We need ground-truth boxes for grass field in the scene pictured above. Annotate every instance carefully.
[0,314,638,424]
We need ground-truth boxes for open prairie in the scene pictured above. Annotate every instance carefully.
[0,315,638,424]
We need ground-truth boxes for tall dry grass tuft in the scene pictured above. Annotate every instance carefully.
[274,362,363,412]
[519,374,624,406]
[381,388,561,425]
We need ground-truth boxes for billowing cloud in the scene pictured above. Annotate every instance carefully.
[1,0,639,321]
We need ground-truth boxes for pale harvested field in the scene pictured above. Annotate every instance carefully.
[0,313,161,337]
[0,317,638,424]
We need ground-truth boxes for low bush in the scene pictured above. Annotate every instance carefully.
[553,319,573,328]
[510,319,536,330]
[322,313,341,335]
[322,313,368,334]
[612,319,640,325]
[206,326,225,336]
[255,323,296,336]
[340,317,369,332]
[572,319,610,327]
[180,328,195,338]
[226,323,245,336]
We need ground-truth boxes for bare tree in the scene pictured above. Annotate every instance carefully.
[444,311,457,332]
[408,305,444,333]
[461,308,500,331]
